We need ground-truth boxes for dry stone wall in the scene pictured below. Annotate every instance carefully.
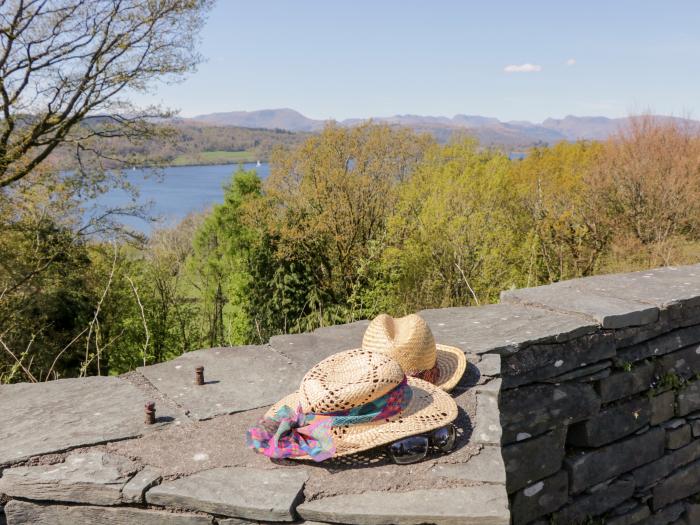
[2,264,700,525]
[500,264,700,525]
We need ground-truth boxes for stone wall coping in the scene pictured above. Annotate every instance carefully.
[296,486,510,525]
[502,264,700,329]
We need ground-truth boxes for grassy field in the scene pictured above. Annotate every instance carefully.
[171,150,258,166]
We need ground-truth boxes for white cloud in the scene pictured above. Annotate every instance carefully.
[504,63,542,73]
[565,58,576,66]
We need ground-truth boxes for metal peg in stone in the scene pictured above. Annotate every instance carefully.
[195,366,204,386]
[145,401,156,425]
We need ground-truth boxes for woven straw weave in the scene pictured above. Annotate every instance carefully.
[266,349,458,458]
[299,349,403,413]
[363,314,436,372]
[362,314,467,392]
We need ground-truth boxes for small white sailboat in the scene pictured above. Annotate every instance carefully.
[256,160,261,167]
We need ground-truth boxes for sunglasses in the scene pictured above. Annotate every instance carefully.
[387,424,457,465]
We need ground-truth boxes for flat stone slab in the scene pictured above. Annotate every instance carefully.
[567,396,651,447]
[297,486,510,525]
[145,466,308,521]
[272,306,592,364]
[218,521,331,525]
[106,384,481,511]
[121,466,162,503]
[565,427,665,493]
[473,379,502,445]
[500,382,600,444]
[646,502,686,524]
[0,377,179,466]
[0,452,137,505]
[631,438,700,489]
[501,332,615,388]
[418,304,596,355]
[429,445,506,484]
[585,264,700,309]
[270,320,369,371]
[138,345,305,420]
[677,379,700,416]
[3,500,213,525]
[476,353,501,377]
[617,325,700,364]
[606,505,650,525]
[597,361,655,403]
[552,478,634,525]
[510,470,568,525]
[652,457,700,510]
[503,427,566,493]
[502,279,659,329]
[500,265,700,330]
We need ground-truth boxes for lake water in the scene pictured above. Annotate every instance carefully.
[92,152,526,235]
[91,162,269,233]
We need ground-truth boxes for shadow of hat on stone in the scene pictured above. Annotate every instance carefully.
[361,313,467,392]
[246,349,458,462]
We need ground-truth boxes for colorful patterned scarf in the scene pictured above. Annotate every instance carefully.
[246,377,412,462]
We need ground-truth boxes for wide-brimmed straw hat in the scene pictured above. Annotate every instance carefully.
[247,349,458,461]
[361,314,467,392]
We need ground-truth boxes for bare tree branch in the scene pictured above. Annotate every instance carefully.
[0,335,38,382]
[0,0,214,188]
[126,274,149,367]
[80,240,117,376]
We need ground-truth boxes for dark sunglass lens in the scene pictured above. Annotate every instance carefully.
[431,425,456,452]
[388,436,429,465]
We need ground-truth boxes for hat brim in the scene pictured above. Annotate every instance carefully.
[264,377,458,459]
[434,344,468,392]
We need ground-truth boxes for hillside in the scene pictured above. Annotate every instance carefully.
[191,108,325,132]
[51,122,311,169]
[52,112,700,170]
[188,109,700,148]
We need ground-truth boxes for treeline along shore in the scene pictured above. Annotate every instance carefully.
[50,122,312,169]
[2,117,700,383]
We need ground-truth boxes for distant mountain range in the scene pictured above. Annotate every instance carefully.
[189,109,698,148]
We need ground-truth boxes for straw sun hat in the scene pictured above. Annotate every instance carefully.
[362,314,467,392]
[247,349,458,461]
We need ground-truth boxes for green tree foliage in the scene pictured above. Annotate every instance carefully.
[0,178,207,381]
[3,119,700,384]
[382,139,526,310]
[511,141,610,283]
[0,172,97,382]
[89,214,205,374]
[261,123,434,325]
[187,168,263,346]
[0,0,216,381]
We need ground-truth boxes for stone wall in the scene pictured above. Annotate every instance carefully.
[499,265,700,525]
[1,264,700,525]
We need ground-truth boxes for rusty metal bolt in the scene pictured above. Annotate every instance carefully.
[145,401,156,425]
[195,366,204,386]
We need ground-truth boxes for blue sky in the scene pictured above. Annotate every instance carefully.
[135,0,700,122]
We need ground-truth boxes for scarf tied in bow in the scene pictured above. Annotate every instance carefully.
[246,377,411,461]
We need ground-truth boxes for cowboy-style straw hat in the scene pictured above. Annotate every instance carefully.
[247,349,458,461]
[362,314,467,392]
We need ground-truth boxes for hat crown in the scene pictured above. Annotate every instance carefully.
[299,349,404,413]
[362,314,436,373]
